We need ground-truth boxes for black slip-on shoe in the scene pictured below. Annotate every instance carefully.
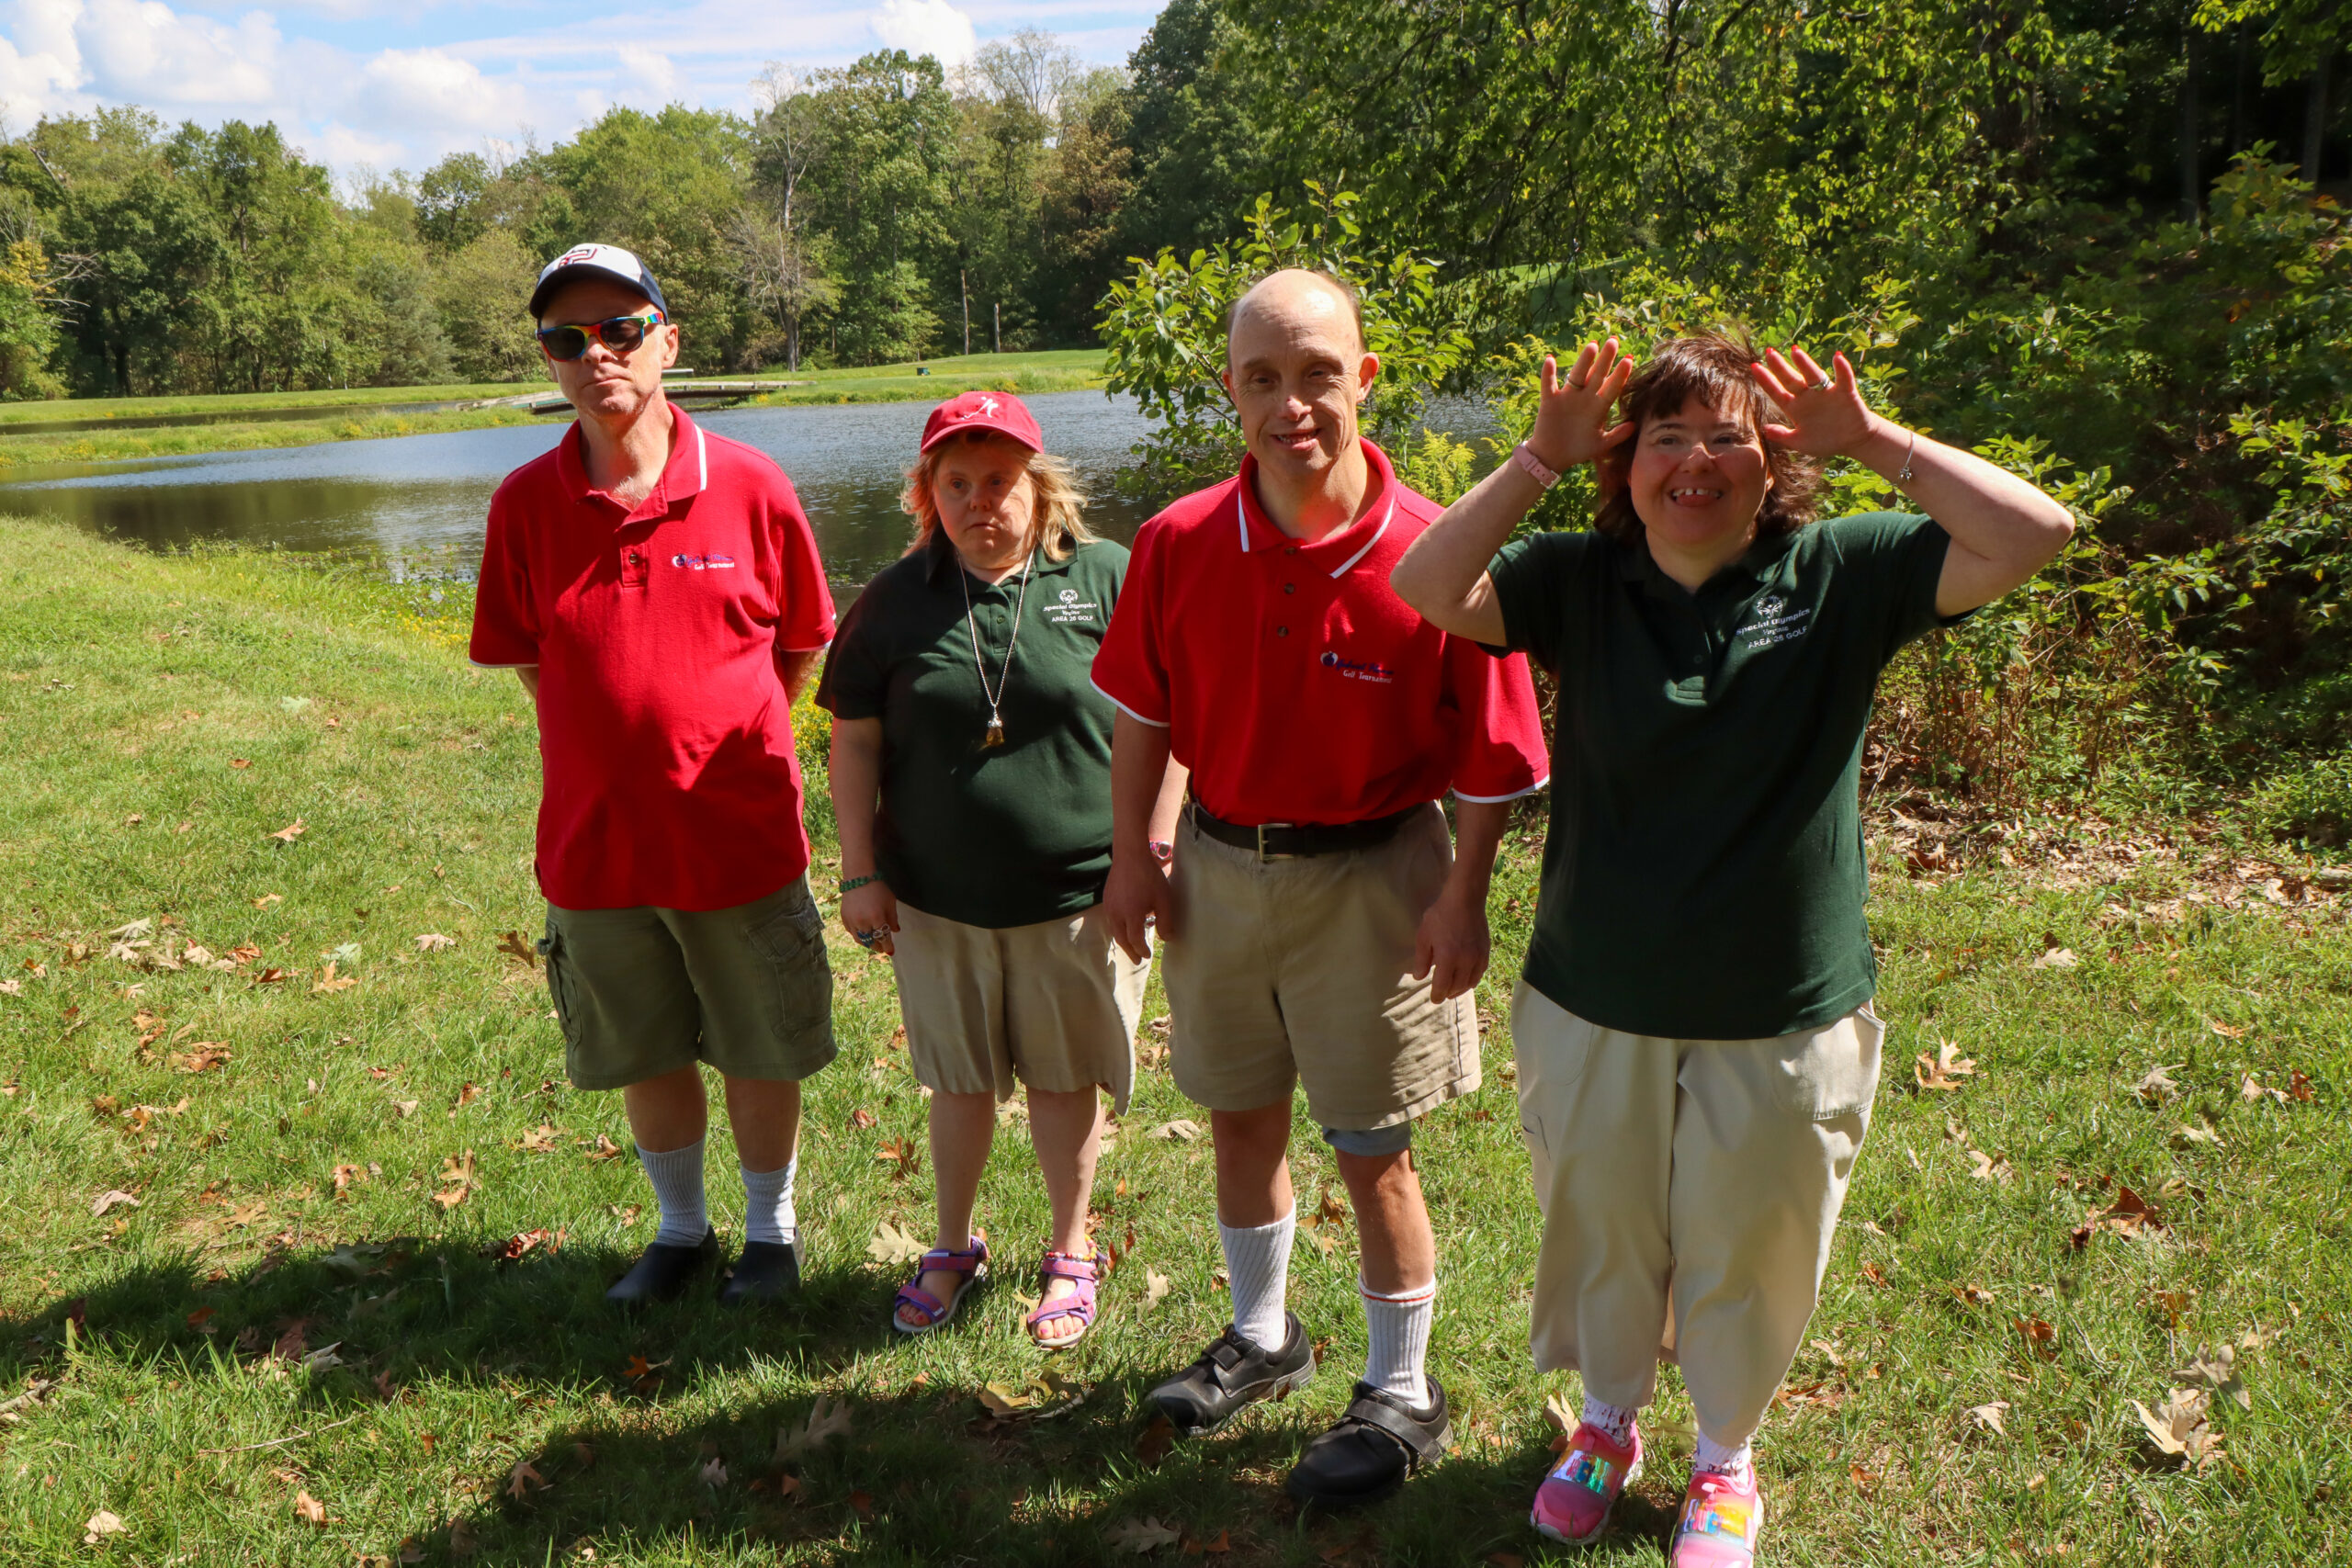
[1284,1375,1451,1511]
[1145,1312,1316,1437]
[718,1239,801,1305]
[605,1228,719,1304]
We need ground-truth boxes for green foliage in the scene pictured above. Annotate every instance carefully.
[1098,186,1472,499]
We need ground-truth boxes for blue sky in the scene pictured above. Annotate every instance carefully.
[0,0,1165,179]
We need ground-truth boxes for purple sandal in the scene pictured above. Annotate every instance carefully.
[1025,1247,1101,1348]
[891,1236,989,1336]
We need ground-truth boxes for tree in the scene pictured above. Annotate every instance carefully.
[802,51,954,363]
[729,206,834,370]
[435,228,543,383]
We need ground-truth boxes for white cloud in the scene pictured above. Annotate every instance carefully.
[614,44,677,99]
[351,47,531,137]
[871,0,976,66]
[79,0,279,106]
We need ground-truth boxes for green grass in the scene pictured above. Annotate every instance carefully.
[0,517,2345,1566]
[0,353,1109,468]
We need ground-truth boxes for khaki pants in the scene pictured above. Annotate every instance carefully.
[1511,981,1883,1445]
[892,900,1149,1115]
[1164,803,1478,1131]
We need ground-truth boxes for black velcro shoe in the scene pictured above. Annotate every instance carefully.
[1284,1376,1452,1511]
[718,1239,801,1305]
[1146,1312,1316,1437]
[605,1228,719,1304]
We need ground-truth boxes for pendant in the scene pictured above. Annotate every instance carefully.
[983,716,1006,749]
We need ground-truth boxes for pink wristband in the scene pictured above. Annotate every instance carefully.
[1512,442,1562,490]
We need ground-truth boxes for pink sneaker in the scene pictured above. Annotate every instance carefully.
[1530,1421,1641,1543]
[1671,1465,1765,1567]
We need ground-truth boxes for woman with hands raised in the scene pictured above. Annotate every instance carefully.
[1392,331,2072,1567]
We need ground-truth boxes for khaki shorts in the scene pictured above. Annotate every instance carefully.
[891,900,1148,1114]
[1162,802,1478,1131]
[541,878,838,1091]
[1511,981,1883,1445]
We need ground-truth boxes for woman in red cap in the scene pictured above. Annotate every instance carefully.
[818,390,1187,1347]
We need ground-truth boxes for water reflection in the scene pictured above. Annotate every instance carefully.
[0,390,1159,593]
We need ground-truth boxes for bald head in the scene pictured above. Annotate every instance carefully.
[1226,268,1365,364]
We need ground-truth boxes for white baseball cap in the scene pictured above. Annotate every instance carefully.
[529,243,670,321]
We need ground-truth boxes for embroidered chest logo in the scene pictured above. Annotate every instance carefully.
[1043,586,1100,626]
[1321,649,1397,684]
[670,552,737,570]
[1738,592,1811,653]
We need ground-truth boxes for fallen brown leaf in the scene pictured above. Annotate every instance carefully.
[293,1490,326,1526]
[497,931,537,967]
[1915,1039,1977,1091]
[775,1396,852,1460]
[1105,1516,1182,1553]
[1135,1414,1176,1467]
[413,932,457,953]
[268,820,306,844]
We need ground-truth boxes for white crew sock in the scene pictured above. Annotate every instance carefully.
[741,1157,797,1247]
[1217,1208,1295,1350]
[1581,1395,1637,1449]
[637,1139,708,1247]
[1360,1277,1435,1406]
[1693,1430,1754,1485]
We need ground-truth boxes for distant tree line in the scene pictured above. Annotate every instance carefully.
[0,29,1182,398]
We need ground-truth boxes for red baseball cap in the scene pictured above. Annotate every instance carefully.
[920,390,1044,455]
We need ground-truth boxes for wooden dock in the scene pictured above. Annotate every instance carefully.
[485,378,805,416]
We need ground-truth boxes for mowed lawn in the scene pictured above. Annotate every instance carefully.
[0,353,1110,469]
[0,516,2345,1567]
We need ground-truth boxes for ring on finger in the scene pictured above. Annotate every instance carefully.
[1812,376,1833,391]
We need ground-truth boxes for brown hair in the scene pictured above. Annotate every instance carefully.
[1591,331,1826,546]
[901,430,1096,562]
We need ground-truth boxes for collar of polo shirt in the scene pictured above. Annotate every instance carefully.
[1233,444,1400,581]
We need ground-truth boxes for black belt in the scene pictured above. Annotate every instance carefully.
[1186,801,1425,861]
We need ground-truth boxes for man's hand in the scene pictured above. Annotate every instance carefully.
[1412,882,1491,1004]
[1104,850,1172,964]
[840,880,899,958]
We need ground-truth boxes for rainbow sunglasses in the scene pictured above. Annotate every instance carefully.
[536,309,665,362]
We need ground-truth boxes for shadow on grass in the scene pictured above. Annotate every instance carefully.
[420,1383,1662,1568]
[3,1244,1679,1565]
[0,1235,905,1404]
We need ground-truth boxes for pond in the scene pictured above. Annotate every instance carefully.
[0,390,1160,592]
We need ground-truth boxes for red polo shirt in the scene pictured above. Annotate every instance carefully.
[469,407,836,911]
[1091,440,1546,825]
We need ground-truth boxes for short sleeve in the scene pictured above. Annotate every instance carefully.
[769,477,837,652]
[1444,636,1550,801]
[468,482,540,668]
[1089,516,1172,726]
[814,590,888,721]
[1819,512,1955,664]
[1486,530,1588,664]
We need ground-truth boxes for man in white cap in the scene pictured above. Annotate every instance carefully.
[469,243,840,1304]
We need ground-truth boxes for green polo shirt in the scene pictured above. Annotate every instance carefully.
[817,532,1127,930]
[1488,511,1957,1040]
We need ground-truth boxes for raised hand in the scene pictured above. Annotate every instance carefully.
[1526,338,1638,472]
[1750,345,1879,457]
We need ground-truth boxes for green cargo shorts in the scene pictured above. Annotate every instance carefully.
[539,878,838,1091]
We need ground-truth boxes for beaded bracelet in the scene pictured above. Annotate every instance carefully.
[840,874,879,895]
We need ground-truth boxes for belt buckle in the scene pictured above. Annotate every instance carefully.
[1256,822,1295,863]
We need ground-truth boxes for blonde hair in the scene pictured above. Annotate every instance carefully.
[901,430,1096,562]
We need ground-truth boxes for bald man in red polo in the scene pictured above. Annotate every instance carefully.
[1093,268,1547,1509]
